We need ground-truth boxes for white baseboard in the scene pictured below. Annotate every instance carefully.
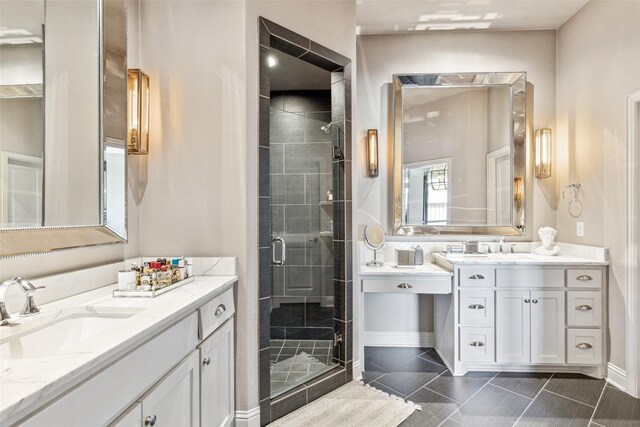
[364,331,435,347]
[353,360,362,380]
[235,407,261,427]
[607,363,627,392]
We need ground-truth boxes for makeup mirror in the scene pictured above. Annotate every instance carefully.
[363,223,385,266]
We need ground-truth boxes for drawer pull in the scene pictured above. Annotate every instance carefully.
[214,304,227,316]
[532,299,538,304]
[524,298,531,303]
[468,341,485,347]
[575,304,593,311]
[397,283,413,289]
[468,304,485,310]
[468,274,485,280]
[576,342,593,350]
[576,275,593,281]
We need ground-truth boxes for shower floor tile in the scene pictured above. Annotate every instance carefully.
[270,338,337,397]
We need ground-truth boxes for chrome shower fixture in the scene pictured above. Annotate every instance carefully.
[320,123,333,134]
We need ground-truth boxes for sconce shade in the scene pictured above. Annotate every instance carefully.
[127,69,150,155]
[367,129,379,177]
[535,128,551,178]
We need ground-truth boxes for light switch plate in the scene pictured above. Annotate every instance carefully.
[576,222,585,237]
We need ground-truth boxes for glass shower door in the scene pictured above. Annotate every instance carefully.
[268,88,338,397]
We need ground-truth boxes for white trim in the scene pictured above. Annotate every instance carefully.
[487,146,511,225]
[353,360,362,381]
[626,89,640,398]
[363,331,435,347]
[607,362,627,392]
[235,407,261,427]
[1,151,43,226]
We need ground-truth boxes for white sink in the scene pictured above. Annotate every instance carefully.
[0,307,143,359]
[487,253,534,260]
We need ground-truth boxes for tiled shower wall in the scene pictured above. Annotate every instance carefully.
[270,90,334,340]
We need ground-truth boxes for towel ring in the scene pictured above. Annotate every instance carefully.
[562,183,583,217]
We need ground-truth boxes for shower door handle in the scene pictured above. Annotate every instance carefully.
[272,237,286,266]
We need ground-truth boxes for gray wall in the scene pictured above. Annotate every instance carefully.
[556,0,640,370]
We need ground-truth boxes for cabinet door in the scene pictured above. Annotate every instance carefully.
[140,350,200,427]
[200,319,235,427]
[110,403,142,427]
[530,291,565,364]
[496,290,530,363]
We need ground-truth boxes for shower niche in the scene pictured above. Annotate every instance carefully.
[257,17,352,423]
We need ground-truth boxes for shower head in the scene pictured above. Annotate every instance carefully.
[320,123,333,134]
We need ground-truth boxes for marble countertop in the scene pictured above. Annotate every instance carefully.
[432,252,609,266]
[0,275,237,425]
[360,262,452,276]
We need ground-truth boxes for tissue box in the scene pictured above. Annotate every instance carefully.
[395,249,415,267]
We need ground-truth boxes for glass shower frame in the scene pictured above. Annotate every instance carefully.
[257,17,353,425]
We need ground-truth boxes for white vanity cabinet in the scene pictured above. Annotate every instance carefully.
[496,290,564,364]
[18,284,236,427]
[199,318,234,427]
[440,260,608,378]
[138,350,201,427]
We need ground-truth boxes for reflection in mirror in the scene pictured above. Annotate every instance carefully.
[0,0,127,257]
[393,72,526,236]
[0,0,44,228]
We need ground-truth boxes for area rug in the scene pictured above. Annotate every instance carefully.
[268,380,419,427]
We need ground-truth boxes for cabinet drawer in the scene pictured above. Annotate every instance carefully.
[459,327,494,362]
[567,291,602,327]
[459,289,494,326]
[459,267,495,287]
[567,269,602,288]
[22,313,198,427]
[496,268,564,287]
[567,329,602,365]
[199,287,235,340]
[362,277,452,294]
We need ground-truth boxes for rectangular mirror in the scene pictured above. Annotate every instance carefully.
[0,0,127,258]
[393,72,527,236]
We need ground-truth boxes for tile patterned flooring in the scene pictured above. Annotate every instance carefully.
[363,347,640,427]
[270,339,337,396]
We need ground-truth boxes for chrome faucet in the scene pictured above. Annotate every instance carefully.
[0,277,45,326]
[499,237,507,254]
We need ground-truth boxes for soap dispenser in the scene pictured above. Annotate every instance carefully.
[414,245,424,265]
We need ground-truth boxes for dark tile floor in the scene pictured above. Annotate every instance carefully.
[270,339,337,396]
[363,346,640,427]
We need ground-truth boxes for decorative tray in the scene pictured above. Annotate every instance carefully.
[113,276,194,298]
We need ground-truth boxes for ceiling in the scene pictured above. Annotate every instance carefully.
[356,0,589,35]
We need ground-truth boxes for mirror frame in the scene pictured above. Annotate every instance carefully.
[392,72,527,236]
[0,0,127,258]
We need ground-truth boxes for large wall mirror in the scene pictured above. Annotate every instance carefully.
[392,72,526,236]
[0,0,127,257]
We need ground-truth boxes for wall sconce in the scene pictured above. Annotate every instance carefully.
[127,69,150,155]
[514,177,524,210]
[535,128,551,178]
[367,129,379,177]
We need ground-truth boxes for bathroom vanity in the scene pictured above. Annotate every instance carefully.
[359,248,609,379]
[0,275,236,427]
[433,253,608,378]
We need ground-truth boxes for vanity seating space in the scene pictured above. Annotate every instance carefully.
[1,277,236,427]
[434,255,608,378]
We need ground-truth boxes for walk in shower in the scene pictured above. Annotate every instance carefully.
[268,59,338,396]
[258,18,352,423]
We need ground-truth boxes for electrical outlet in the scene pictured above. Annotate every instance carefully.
[576,222,585,237]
